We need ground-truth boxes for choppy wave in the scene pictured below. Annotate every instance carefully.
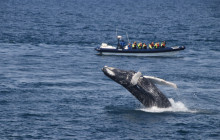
[1,0,219,139]
[138,98,197,113]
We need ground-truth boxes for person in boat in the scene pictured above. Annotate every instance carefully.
[149,42,154,49]
[128,43,132,50]
[143,43,147,49]
[120,40,126,49]
[138,42,142,49]
[161,41,166,48]
[132,41,137,49]
[155,42,160,49]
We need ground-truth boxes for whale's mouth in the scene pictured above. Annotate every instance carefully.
[102,66,115,76]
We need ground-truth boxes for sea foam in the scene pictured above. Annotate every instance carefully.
[138,98,197,113]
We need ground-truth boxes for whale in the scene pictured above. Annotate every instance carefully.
[102,66,177,108]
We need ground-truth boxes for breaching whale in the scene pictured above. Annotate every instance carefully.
[102,66,177,108]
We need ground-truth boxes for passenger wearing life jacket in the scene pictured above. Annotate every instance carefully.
[149,42,154,49]
[143,43,147,49]
[132,41,137,49]
[161,41,166,48]
[138,42,142,49]
[128,43,132,50]
[155,42,160,49]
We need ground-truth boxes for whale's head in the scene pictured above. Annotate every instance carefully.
[102,66,139,87]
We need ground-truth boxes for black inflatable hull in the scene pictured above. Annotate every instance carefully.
[95,46,185,56]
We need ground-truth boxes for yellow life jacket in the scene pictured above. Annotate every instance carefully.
[132,43,137,48]
[155,43,159,48]
[161,42,165,47]
[138,43,142,49]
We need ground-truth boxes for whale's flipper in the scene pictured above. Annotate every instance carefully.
[143,76,177,88]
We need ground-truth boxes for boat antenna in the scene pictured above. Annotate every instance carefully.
[116,28,120,49]
[126,32,130,43]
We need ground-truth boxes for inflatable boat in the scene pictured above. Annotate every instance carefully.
[95,36,185,56]
[95,43,185,56]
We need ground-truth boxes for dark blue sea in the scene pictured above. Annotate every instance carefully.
[0,0,220,139]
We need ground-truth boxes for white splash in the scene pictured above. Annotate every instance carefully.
[138,98,197,113]
[131,72,142,85]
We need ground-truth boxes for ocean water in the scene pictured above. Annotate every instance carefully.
[0,0,220,139]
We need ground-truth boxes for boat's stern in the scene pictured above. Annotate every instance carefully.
[95,43,117,53]
[95,47,101,51]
